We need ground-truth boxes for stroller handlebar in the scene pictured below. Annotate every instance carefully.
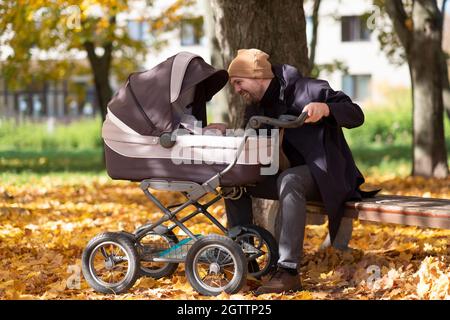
[247,111,309,129]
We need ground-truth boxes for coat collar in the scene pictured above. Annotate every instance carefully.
[272,64,304,101]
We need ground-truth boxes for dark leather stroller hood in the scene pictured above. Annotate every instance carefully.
[107,52,229,136]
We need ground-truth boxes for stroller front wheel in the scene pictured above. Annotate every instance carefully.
[81,232,140,294]
[185,234,247,296]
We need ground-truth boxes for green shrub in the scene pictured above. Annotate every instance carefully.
[0,117,102,151]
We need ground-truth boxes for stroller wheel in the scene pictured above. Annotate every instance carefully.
[185,234,247,296]
[234,225,279,279]
[136,229,179,279]
[81,232,140,294]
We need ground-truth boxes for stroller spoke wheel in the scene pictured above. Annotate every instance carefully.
[82,232,140,294]
[185,234,247,296]
[232,225,279,279]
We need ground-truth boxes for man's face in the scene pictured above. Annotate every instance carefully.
[230,77,266,105]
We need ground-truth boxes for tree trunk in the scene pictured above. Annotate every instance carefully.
[84,41,113,123]
[84,41,113,166]
[410,1,448,178]
[211,0,319,237]
[386,0,448,178]
[211,0,309,129]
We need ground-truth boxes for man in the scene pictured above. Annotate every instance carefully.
[221,49,377,295]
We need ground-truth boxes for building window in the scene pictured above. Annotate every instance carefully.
[341,16,371,42]
[342,74,371,101]
[127,20,150,42]
[180,17,204,46]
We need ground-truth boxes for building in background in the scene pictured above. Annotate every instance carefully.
[304,0,449,107]
[2,0,447,122]
[304,0,411,106]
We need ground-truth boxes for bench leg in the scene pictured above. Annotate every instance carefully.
[320,217,353,251]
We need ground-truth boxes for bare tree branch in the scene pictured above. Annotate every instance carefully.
[309,0,321,76]
[385,0,413,52]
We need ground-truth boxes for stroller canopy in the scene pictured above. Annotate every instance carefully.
[107,52,229,136]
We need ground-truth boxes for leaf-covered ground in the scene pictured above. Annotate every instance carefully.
[0,174,449,300]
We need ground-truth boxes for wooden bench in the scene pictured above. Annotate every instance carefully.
[257,194,450,248]
[306,194,450,229]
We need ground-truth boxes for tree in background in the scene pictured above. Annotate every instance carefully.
[373,0,450,120]
[306,0,349,79]
[210,0,309,129]
[308,0,321,75]
[377,0,448,178]
[0,0,191,121]
[304,0,448,178]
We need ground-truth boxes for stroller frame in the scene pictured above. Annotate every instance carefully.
[135,180,238,262]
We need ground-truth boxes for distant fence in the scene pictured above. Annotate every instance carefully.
[0,80,100,122]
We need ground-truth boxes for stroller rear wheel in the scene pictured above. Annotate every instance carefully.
[185,234,247,296]
[234,225,279,279]
[81,232,140,294]
[135,229,179,279]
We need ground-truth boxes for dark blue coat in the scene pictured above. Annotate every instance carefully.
[248,64,376,242]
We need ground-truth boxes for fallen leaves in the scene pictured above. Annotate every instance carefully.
[415,257,450,299]
[0,174,449,300]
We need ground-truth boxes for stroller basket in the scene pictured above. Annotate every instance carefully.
[144,234,234,264]
[156,235,202,261]
[140,234,202,262]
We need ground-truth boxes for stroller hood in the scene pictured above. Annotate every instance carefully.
[107,52,229,136]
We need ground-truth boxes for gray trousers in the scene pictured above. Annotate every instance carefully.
[224,165,353,270]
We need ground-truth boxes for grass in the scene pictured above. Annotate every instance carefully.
[0,149,103,172]
[0,118,105,182]
[0,117,102,151]
[343,88,450,177]
[0,170,109,185]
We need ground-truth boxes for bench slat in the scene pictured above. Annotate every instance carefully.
[306,195,450,229]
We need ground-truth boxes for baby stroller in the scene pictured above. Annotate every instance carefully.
[81,52,308,296]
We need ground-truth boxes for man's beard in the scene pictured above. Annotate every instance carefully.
[241,91,257,105]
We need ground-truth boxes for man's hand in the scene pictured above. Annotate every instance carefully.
[303,102,330,123]
[203,123,228,135]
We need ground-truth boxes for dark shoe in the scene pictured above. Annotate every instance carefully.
[254,268,302,295]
